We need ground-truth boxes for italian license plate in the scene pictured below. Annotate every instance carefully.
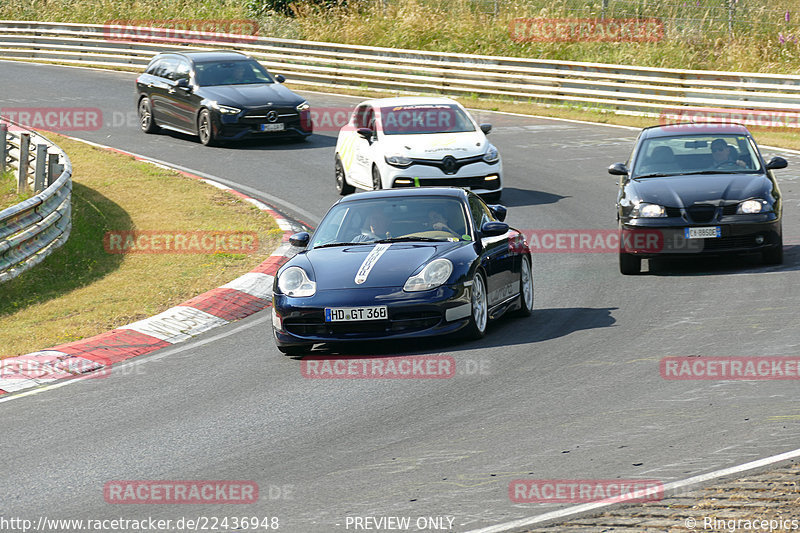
[325,306,388,322]
[685,227,721,239]
[260,123,284,132]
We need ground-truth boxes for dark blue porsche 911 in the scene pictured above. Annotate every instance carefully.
[271,187,533,355]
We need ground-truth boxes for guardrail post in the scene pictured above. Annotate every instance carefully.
[34,144,47,192]
[47,152,59,187]
[0,123,7,172]
[17,132,30,193]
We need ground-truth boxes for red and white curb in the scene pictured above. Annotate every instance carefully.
[0,140,307,395]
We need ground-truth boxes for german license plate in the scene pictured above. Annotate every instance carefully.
[325,306,388,322]
[685,227,721,239]
[260,123,284,132]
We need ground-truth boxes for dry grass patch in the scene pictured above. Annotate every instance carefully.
[0,134,282,358]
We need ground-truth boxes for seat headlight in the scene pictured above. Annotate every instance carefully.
[277,267,316,297]
[296,101,310,112]
[737,199,767,214]
[217,104,241,115]
[483,144,499,163]
[634,203,666,218]
[403,258,453,292]
[385,154,413,168]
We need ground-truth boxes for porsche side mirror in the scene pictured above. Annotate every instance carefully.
[766,156,788,170]
[289,232,310,248]
[481,221,509,237]
[275,74,286,83]
[357,128,374,142]
[480,123,492,134]
[488,204,507,222]
[608,162,629,176]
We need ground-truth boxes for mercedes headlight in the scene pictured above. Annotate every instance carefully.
[483,144,499,163]
[277,267,316,297]
[217,104,241,115]
[403,258,453,292]
[296,101,310,111]
[385,154,413,168]
[633,203,666,218]
[737,199,767,214]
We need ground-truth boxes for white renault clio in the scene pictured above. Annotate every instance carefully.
[334,97,503,202]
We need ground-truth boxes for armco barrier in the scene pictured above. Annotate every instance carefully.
[0,20,799,119]
[0,118,72,283]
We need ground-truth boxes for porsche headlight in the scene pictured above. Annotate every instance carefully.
[385,154,413,168]
[217,104,241,115]
[483,144,499,163]
[296,101,310,111]
[403,258,453,292]
[634,203,666,218]
[277,267,316,297]
[737,199,767,214]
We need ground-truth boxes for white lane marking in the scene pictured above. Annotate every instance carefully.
[120,306,227,344]
[221,272,274,300]
[0,315,270,404]
[354,243,391,285]
[465,446,800,533]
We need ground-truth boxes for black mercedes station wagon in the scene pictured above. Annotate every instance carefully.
[610,123,788,275]
[136,50,312,146]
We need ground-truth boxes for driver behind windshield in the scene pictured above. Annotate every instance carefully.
[711,138,746,168]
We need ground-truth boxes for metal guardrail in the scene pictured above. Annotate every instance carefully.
[0,20,798,118]
[0,119,72,283]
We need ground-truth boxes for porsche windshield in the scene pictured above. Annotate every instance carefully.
[379,105,475,135]
[311,197,470,248]
[633,134,762,177]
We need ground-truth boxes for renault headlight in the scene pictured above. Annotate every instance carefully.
[385,154,413,168]
[737,199,767,214]
[277,267,316,297]
[633,203,666,218]
[483,144,499,163]
[403,258,453,292]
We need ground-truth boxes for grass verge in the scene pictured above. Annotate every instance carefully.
[0,134,282,359]
[1,0,799,73]
[0,169,33,211]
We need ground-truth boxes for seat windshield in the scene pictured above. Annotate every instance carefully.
[633,134,762,177]
[194,60,274,86]
[311,197,470,248]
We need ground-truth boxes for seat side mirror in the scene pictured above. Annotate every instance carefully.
[488,204,507,222]
[275,74,286,83]
[766,156,788,170]
[608,162,629,176]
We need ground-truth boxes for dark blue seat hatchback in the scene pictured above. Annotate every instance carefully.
[136,50,312,146]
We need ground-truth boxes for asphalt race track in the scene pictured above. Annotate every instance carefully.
[2,60,800,532]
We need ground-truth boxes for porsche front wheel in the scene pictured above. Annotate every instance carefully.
[465,271,488,340]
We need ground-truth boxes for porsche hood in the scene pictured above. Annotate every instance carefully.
[296,242,460,290]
